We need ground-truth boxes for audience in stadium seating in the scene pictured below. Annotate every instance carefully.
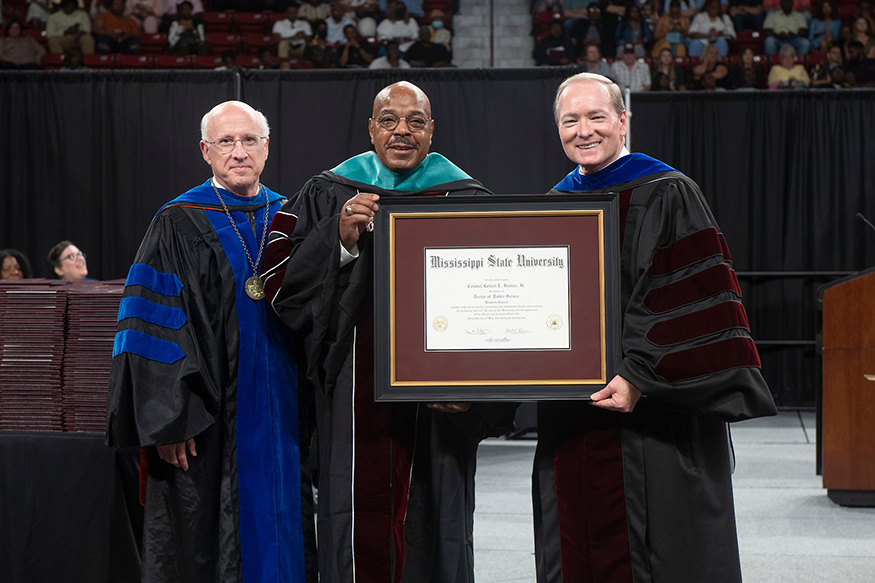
[846,16,875,51]
[652,0,689,56]
[0,249,34,280]
[378,0,423,17]
[160,0,202,32]
[611,41,651,90]
[728,45,764,88]
[690,42,729,88]
[257,46,279,67]
[844,40,875,86]
[94,0,141,53]
[808,0,840,54]
[580,43,612,76]
[215,47,237,68]
[687,0,735,56]
[47,0,95,53]
[406,23,450,66]
[326,2,355,43]
[299,0,331,23]
[615,4,652,57]
[167,0,206,54]
[570,2,617,62]
[125,0,162,33]
[0,20,46,68]
[376,1,418,51]
[26,0,52,27]
[338,23,374,66]
[368,38,409,67]
[303,19,338,66]
[47,240,89,281]
[810,42,844,87]
[535,20,575,65]
[651,46,686,89]
[767,42,809,88]
[273,3,312,57]
[728,0,764,32]
[763,0,809,54]
[641,0,659,34]
[343,0,379,36]
[428,9,451,51]
[61,45,87,67]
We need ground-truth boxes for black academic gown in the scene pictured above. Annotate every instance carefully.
[533,155,777,583]
[261,153,517,583]
[106,181,312,583]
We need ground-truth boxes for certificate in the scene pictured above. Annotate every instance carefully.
[424,246,571,351]
[372,194,621,401]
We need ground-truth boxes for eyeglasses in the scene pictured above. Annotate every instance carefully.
[205,135,267,153]
[371,115,432,132]
[62,251,86,262]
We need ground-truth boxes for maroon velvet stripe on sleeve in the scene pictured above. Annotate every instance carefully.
[553,428,632,583]
[260,212,296,304]
[618,188,634,251]
[645,301,751,346]
[654,337,762,380]
[643,264,741,314]
[649,228,731,276]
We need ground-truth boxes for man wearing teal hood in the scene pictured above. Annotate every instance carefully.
[260,82,516,583]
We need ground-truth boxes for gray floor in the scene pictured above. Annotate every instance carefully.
[472,411,875,583]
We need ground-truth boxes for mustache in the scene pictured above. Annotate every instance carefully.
[388,137,414,147]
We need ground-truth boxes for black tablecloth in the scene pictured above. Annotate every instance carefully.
[0,432,142,583]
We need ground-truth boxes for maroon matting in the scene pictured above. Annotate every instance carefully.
[390,212,605,386]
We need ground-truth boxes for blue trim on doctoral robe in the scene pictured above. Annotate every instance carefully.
[201,183,305,583]
[125,263,184,296]
[118,296,187,329]
[112,329,185,364]
[554,153,675,191]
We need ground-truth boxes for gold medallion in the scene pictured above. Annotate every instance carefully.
[245,276,265,301]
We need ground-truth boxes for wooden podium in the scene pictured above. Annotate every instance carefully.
[820,268,875,506]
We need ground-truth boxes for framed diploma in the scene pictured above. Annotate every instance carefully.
[372,194,620,401]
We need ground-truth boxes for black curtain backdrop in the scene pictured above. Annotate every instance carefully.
[2,68,873,406]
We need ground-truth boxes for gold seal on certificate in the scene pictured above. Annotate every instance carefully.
[546,314,563,330]
[432,315,449,332]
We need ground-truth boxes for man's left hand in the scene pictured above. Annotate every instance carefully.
[590,375,642,413]
[427,402,472,413]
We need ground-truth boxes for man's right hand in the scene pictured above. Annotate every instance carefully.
[157,438,197,471]
[339,192,380,251]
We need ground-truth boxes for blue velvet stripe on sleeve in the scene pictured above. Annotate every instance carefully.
[112,329,186,364]
[118,296,187,329]
[125,263,184,297]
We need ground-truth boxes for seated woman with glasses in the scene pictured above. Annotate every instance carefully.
[47,240,92,281]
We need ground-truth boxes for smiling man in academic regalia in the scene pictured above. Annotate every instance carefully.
[533,72,777,583]
[261,81,516,583]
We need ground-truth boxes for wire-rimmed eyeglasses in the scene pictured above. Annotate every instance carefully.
[205,135,267,153]
[370,115,433,132]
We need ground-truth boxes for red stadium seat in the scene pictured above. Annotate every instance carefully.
[154,54,194,69]
[43,52,65,69]
[140,33,167,54]
[205,32,242,55]
[193,54,225,68]
[22,28,48,50]
[242,32,275,55]
[734,30,764,54]
[806,52,828,66]
[236,55,262,68]
[116,54,154,68]
[83,53,115,69]
[235,11,271,33]
[202,11,234,33]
